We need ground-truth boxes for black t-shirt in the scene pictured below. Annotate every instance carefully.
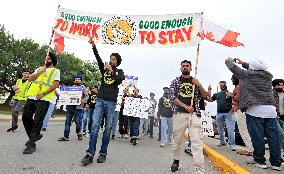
[176,77,205,113]
[92,45,125,102]
[158,96,174,117]
[176,77,194,113]
[88,93,97,109]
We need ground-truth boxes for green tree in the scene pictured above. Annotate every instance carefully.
[0,25,101,105]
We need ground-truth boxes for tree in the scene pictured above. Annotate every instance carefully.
[0,25,101,105]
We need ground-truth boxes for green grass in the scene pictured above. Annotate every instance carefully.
[0,110,65,117]
[0,110,11,115]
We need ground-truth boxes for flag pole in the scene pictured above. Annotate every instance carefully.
[191,12,203,107]
[46,5,61,57]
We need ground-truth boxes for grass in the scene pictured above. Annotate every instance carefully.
[0,110,66,117]
[0,110,11,115]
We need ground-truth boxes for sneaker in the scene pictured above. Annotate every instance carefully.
[12,125,18,131]
[184,149,193,156]
[271,166,281,171]
[78,134,83,140]
[58,137,69,141]
[247,160,267,169]
[171,161,179,172]
[97,155,106,163]
[83,131,86,136]
[231,146,237,151]
[160,144,166,147]
[111,134,115,140]
[150,135,154,138]
[255,163,268,169]
[41,128,47,131]
[23,145,36,154]
[130,138,134,144]
[132,138,137,146]
[124,135,128,139]
[6,127,13,132]
[81,154,93,166]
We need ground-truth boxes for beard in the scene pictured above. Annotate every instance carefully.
[275,88,284,92]
[45,61,52,67]
[182,71,190,75]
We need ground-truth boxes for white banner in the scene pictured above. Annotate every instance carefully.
[200,110,214,136]
[123,97,151,118]
[54,8,202,47]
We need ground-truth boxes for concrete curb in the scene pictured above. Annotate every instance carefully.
[204,144,251,174]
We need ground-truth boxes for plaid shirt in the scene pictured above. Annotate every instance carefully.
[169,76,202,117]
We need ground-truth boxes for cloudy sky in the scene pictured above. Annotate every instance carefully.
[1,0,283,113]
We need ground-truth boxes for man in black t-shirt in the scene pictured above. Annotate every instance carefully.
[169,60,209,174]
[81,38,125,166]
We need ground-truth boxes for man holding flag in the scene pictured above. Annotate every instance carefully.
[22,52,60,154]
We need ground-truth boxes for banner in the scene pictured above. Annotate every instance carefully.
[54,8,202,47]
[200,110,214,136]
[57,86,83,106]
[123,97,151,118]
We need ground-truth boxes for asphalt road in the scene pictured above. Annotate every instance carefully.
[0,122,221,174]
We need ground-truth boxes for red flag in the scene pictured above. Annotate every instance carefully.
[54,33,65,54]
[198,20,244,47]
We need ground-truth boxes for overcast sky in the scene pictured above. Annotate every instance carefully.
[1,0,283,113]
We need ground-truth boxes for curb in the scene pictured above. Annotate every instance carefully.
[204,144,251,174]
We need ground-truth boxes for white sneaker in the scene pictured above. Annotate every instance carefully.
[160,144,165,147]
[271,166,281,171]
[255,163,268,169]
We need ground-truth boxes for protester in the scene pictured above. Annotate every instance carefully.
[7,69,30,132]
[129,88,143,145]
[147,92,157,138]
[42,88,60,131]
[81,38,124,165]
[208,81,236,151]
[82,85,98,135]
[157,87,173,147]
[118,88,130,139]
[169,60,209,173]
[58,75,88,141]
[227,75,253,156]
[272,79,284,161]
[22,52,60,154]
[225,57,281,171]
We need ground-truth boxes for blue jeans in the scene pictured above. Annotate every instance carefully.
[85,107,95,134]
[160,117,173,144]
[216,112,236,147]
[111,111,119,136]
[64,106,82,138]
[42,103,56,128]
[246,114,281,167]
[82,111,88,132]
[86,99,116,157]
[129,116,140,138]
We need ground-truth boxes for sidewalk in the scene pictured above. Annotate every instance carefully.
[204,136,283,174]
[0,114,65,122]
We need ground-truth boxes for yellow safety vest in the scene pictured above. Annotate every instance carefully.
[26,67,59,102]
[13,79,31,101]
